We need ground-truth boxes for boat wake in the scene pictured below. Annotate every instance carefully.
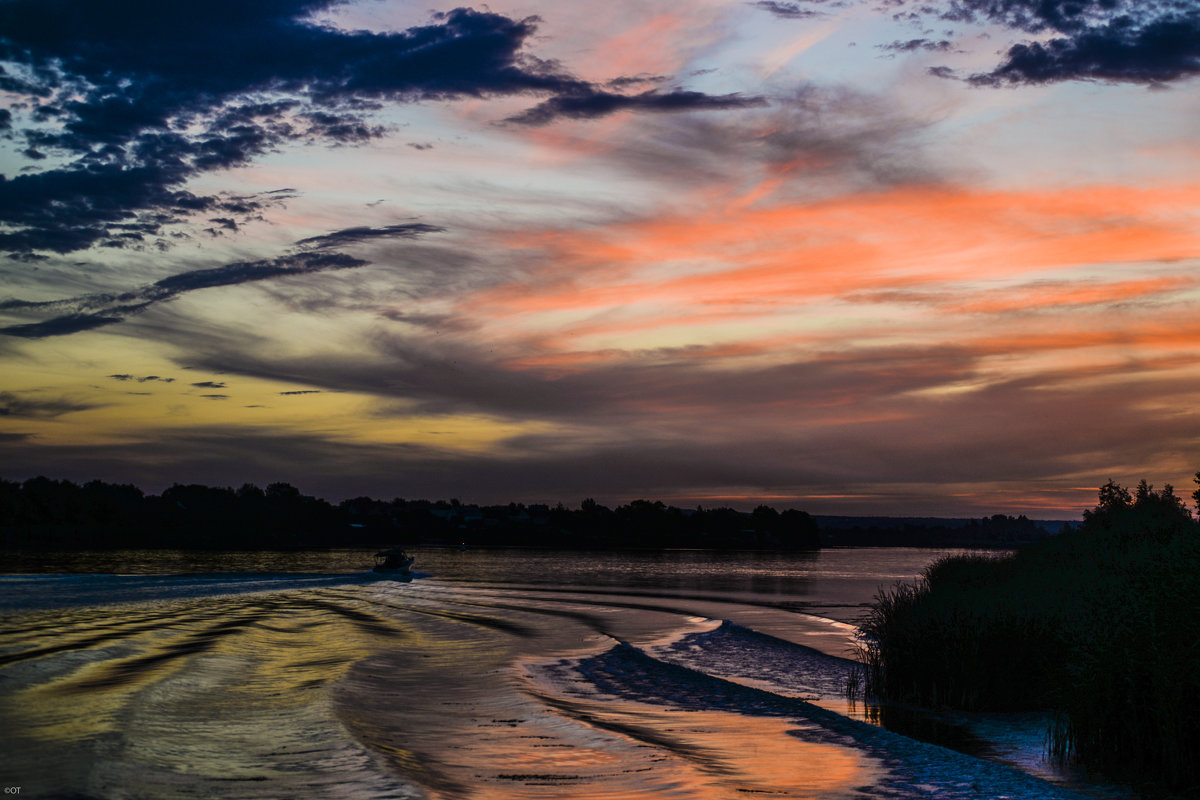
[0,570,1104,799]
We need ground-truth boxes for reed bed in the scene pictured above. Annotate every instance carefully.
[853,483,1200,795]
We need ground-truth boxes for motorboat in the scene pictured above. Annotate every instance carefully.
[373,547,414,575]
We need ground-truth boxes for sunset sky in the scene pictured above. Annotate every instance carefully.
[3,0,1200,517]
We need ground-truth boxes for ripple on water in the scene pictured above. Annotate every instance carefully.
[0,561,1111,800]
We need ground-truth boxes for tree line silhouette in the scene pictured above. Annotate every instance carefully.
[0,476,821,551]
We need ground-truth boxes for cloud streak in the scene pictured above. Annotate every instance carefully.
[108,374,175,383]
[295,223,446,250]
[0,251,368,338]
[506,89,768,125]
[0,391,99,419]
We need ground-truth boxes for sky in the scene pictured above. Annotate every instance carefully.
[3,0,1200,518]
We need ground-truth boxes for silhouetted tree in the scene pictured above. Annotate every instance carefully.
[1083,478,1194,542]
[779,508,821,549]
[1,476,823,551]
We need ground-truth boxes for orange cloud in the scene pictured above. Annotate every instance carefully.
[873,275,1195,315]
[520,111,642,165]
[571,12,699,82]
[491,294,1200,384]
[474,183,1200,326]
[967,319,1200,359]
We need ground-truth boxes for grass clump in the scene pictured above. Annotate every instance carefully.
[854,478,1200,795]
[857,552,1067,711]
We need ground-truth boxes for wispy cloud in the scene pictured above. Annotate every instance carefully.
[753,1,836,20]
[108,374,175,383]
[0,391,99,418]
[507,89,767,126]
[0,251,372,338]
[295,223,445,250]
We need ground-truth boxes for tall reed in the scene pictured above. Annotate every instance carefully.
[853,485,1200,794]
[856,552,1067,712]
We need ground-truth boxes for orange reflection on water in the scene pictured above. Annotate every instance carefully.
[443,688,876,800]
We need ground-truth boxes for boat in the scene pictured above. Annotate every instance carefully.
[372,547,415,576]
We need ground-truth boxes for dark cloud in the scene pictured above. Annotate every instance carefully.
[5,252,50,263]
[154,252,364,294]
[507,89,768,126]
[880,39,954,52]
[0,5,571,143]
[941,0,1132,35]
[108,374,175,383]
[758,0,1200,86]
[280,390,321,395]
[200,394,229,400]
[0,2,756,256]
[899,0,1200,84]
[191,381,226,389]
[0,391,97,418]
[297,111,387,143]
[0,251,369,338]
[753,1,831,19]
[606,74,670,89]
[970,13,1200,85]
[1,312,123,338]
[0,167,290,255]
[295,223,445,250]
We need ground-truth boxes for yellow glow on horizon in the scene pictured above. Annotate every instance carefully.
[0,332,563,455]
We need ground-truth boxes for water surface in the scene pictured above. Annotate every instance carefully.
[0,547,1110,799]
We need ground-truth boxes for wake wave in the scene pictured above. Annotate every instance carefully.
[521,625,1097,800]
[0,574,1101,799]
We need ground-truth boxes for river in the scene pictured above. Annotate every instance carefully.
[0,547,1127,799]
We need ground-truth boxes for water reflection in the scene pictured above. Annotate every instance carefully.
[418,548,821,596]
[2,586,417,798]
[0,548,1095,800]
[855,702,997,759]
[0,548,380,575]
